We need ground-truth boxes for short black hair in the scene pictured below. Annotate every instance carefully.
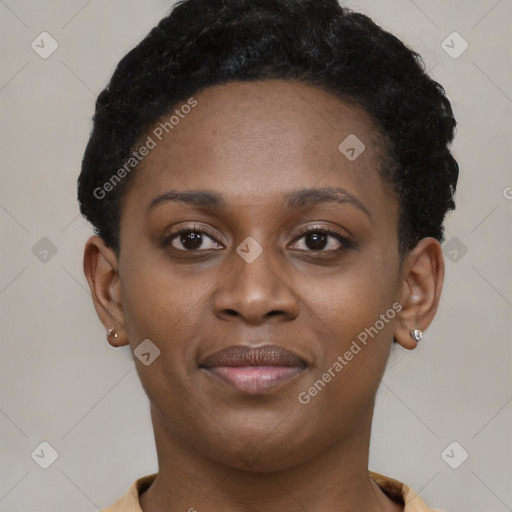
[77,0,459,257]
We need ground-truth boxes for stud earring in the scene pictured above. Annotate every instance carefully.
[410,329,423,342]
[107,326,118,339]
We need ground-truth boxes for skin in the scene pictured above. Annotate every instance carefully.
[83,79,444,512]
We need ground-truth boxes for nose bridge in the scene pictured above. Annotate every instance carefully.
[213,237,298,323]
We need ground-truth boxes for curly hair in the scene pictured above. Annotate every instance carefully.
[77,0,459,257]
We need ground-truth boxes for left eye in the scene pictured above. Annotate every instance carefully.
[289,230,348,252]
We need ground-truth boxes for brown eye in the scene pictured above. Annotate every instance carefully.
[165,228,223,251]
[303,232,329,251]
[290,229,351,252]
[176,231,204,250]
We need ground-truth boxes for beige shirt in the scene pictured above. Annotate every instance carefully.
[101,471,445,511]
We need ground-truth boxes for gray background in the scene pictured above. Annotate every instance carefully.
[1,1,511,511]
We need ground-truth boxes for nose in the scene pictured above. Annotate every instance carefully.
[213,244,300,325]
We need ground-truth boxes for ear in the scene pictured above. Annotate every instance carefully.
[83,235,128,347]
[394,237,445,350]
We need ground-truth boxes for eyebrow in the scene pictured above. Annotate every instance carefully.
[285,187,371,218]
[148,186,371,218]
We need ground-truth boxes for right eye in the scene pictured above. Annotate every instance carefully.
[164,226,224,252]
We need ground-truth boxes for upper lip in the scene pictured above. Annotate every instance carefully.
[199,344,307,368]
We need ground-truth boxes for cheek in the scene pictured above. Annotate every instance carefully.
[118,259,212,415]
[295,250,399,383]
[295,283,396,443]
[119,257,209,355]
[303,256,397,330]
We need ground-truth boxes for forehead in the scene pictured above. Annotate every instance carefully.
[122,79,395,219]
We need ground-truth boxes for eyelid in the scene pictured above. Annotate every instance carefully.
[296,224,350,241]
[167,223,219,239]
[297,223,349,236]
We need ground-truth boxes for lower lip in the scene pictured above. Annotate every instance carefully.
[203,366,305,394]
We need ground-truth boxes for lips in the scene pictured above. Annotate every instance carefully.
[199,345,307,394]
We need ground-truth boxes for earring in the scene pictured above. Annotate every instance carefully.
[410,329,423,342]
[107,326,118,339]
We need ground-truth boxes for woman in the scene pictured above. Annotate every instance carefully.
[78,0,458,510]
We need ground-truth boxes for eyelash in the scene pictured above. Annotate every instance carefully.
[295,226,353,251]
[163,224,352,253]
[162,224,220,251]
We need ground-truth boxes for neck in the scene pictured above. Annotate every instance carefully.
[139,403,402,512]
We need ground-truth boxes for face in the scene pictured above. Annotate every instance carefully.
[97,80,413,470]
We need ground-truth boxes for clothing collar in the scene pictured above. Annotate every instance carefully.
[102,471,444,511]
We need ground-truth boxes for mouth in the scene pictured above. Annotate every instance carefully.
[199,344,307,394]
